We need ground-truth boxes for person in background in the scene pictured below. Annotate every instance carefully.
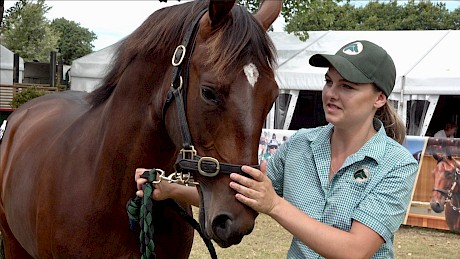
[135,40,419,258]
[434,122,458,138]
[258,135,267,163]
[261,139,279,161]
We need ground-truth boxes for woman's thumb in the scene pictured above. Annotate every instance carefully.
[260,159,268,174]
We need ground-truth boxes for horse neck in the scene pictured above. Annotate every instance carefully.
[90,58,178,181]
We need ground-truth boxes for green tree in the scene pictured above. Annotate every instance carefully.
[50,18,96,65]
[239,0,460,41]
[1,0,59,62]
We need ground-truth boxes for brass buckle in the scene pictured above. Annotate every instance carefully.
[172,45,186,66]
[180,146,197,160]
[198,157,220,177]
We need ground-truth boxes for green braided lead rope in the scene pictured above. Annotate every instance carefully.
[126,169,218,259]
[140,169,157,259]
[126,169,157,259]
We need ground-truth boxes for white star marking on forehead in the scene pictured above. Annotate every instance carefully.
[243,63,259,88]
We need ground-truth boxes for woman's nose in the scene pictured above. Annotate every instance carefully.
[324,84,338,98]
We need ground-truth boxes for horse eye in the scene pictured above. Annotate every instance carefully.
[445,171,453,178]
[201,87,219,104]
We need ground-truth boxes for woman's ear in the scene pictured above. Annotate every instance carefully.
[374,92,387,109]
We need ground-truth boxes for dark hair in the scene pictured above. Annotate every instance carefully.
[445,122,458,131]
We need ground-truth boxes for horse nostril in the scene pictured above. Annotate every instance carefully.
[212,214,232,236]
[211,213,244,246]
[430,201,444,213]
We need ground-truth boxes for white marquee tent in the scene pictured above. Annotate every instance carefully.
[70,31,460,135]
[268,30,460,134]
[70,42,118,92]
[0,44,24,84]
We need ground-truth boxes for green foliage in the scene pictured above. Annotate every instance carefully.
[11,87,46,108]
[1,0,59,62]
[238,0,460,41]
[1,0,96,64]
[50,18,96,65]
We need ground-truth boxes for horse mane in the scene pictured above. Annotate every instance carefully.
[87,0,277,107]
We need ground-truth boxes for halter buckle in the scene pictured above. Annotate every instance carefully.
[172,45,186,66]
[180,146,197,160]
[198,157,220,177]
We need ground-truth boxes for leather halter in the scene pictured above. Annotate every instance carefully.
[162,8,258,179]
[432,158,460,210]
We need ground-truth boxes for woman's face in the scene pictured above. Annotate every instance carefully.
[322,67,386,128]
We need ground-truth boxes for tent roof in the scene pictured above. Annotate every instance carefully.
[403,31,460,95]
[270,30,459,96]
[70,31,460,96]
[70,43,118,79]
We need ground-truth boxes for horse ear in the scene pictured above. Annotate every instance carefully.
[208,0,236,27]
[253,0,282,31]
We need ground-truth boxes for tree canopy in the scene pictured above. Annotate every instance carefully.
[1,0,96,64]
[239,0,460,41]
[50,18,96,65]
[1,0,58,62]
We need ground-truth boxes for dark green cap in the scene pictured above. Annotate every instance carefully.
[309,40,396,97]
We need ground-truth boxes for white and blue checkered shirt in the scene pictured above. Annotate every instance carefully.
[267,119,418,258]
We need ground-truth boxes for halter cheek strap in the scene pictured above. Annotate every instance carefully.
[162,8,207,150]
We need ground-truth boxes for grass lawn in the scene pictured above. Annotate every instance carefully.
[190,210,460,259]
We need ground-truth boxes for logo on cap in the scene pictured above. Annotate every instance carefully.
[342,42,363,56]
[353,166,370,183]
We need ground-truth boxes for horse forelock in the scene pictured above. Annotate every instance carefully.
[87,1,207,107]
[87,2,277,107]
[204,5,277,81]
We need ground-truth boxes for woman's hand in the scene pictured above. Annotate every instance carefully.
[135,168,149,197]
[229,161,281,215]
[134,168,175,201]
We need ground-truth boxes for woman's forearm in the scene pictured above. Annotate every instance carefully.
[170,184,200,207]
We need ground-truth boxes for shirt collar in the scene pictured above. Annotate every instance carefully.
[309,119,388,165]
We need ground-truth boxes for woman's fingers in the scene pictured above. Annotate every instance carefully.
[240,165,264,181]
[135,168,147,181]
[135,168,149,197]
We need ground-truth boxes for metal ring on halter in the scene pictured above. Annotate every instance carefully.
[171,76,183,91]
[172,45,186,66]
[198,157,220,177]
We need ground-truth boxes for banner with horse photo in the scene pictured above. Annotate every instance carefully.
[404,136,460,233]
[258,129,297,164]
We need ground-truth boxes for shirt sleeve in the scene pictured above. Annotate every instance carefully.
[352,159,418,243]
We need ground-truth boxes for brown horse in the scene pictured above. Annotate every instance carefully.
[0,0,280,257]
[430,154,460,233]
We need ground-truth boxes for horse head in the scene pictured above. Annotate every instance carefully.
[160,0,280,247]
[430,154,460,213]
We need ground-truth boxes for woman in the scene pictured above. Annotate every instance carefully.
[136,40,418,258]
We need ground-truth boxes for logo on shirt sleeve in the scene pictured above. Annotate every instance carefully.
[353,166,370,183]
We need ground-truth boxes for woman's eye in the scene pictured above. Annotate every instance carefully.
[201,87,219,104]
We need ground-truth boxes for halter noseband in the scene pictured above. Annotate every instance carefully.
[162,8,258,181]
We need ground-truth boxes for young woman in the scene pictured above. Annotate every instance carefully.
[136,40,418,258]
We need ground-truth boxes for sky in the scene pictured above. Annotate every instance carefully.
[3,1,460,51]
